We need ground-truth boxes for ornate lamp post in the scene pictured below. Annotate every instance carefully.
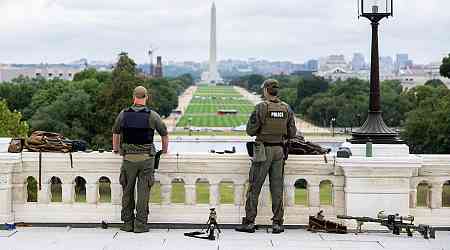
[350,0,403,144]
[330,117,336,137]
[188,117,193,136]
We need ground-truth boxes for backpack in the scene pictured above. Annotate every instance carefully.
[24,131,75,190]
[8,138,24,153]
[25,131,73,153]
[288,135,331,155]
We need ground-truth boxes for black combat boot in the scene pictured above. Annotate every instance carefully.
[120,221,134,232]
[235,217,256,233]
[133,220,149,233]
[272,221,284,234]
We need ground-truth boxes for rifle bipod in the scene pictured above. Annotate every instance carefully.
[184,208,222,240]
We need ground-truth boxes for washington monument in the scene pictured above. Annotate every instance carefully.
[201,2,222,84]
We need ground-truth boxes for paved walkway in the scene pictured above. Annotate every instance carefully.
[163,86,197,131]
[1,228,449,250]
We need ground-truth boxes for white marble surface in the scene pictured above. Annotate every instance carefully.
[338,155,422,217]
[0,228,449,250]
[0,138,11,153]
[348,144,410,157]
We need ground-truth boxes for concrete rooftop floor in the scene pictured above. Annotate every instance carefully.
[1,227,449,250]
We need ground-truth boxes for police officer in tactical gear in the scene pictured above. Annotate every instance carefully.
[236,79,297,234]
[112,86,169,233]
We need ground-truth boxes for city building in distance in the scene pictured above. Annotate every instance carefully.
[154,56,163,78]
[0,64,84,82]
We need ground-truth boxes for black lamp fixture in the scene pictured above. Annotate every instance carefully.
[349,0,403,144]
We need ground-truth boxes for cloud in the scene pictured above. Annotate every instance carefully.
[0,0,448,64]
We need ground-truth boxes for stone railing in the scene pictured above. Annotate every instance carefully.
[409,155,450,225]
[0,151,449,226]
[1,152,341,225]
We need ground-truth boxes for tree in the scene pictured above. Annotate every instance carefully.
[248,74,266,92]
[296,77,329,108]
[279,87,297,108]
[0,78,44,119]
[0,53,190,149]
[98,52,139,113]
[402,92,450,154]
[73,68,112,83]
[94,52,141,147]
[142,78,178,117]
[440,53,450,79]
[235,74,265,93]
[30,89,93,141]
[93,52,191,147]
[0,99,29,137]
[25,80,71,119]
[380,80,407,126]
[297,78,412,128]
[425,79,447,88]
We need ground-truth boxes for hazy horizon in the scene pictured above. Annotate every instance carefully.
[0,0,449,65]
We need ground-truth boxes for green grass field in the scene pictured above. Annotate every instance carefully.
[444,185,450,207]
[177,115,250,127]
[295,182,333,206]
[177,86,254,128]
[171,130,247,136]
[186,104,254,114]
[194,86,242,97]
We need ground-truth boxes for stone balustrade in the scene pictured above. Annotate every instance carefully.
[0,152,450,226]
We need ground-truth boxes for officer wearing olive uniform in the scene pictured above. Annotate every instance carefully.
[236,79,297,234]
[112,86,169,233]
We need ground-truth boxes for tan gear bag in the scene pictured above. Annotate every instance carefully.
[25,131,72,153]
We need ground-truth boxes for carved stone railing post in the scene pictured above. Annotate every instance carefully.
[161,183,171,205]
[334,185,345,209]
[0,172,13,222]
[209,183,220,206]
[234,183,245,206]
[284,184,295,207]
[185,184,196,205]
[38,183,50,204]
[62,183,73,204]
[410,189,417,208]
[86,183,97,204]
[308,185,320,207]
[431,185,443,209]
[14,183,25,203]
[0,154,19,223]
[111,184,122,205]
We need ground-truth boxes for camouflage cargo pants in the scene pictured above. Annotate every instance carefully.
[244,145,285,224]
[119,158,155,227]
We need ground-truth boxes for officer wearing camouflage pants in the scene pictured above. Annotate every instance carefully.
[112,86,169,233]
[236,79,297,234]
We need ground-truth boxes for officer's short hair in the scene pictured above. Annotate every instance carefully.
[133,86,148,99]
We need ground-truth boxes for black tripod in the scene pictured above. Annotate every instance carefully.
[184,208,222,240]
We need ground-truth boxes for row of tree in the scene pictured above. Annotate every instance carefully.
[0,52,193,149]
[231,54,450,154]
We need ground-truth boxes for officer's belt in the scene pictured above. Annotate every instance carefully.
[263,142,284,147]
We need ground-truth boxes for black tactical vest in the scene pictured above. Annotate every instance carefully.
[121,107,154,145]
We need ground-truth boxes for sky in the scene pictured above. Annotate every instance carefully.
[0,0,449,64]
